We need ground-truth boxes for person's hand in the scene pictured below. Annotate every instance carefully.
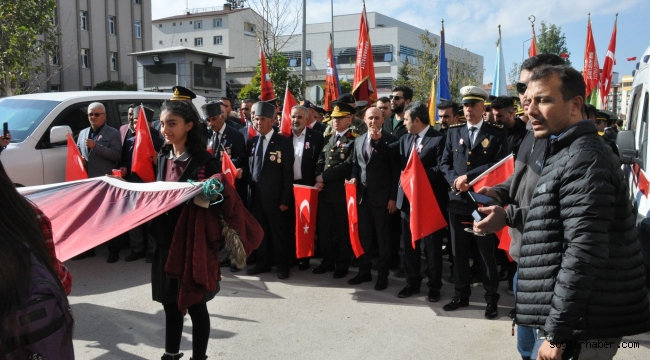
[387,200,397,214]
[347,178,357,185]
[0,132,11,147]
[236,168,243,179]
[316,175,324,183]
[314,182,324,191]
[119,167,127,177]
[82,158,87,166]
[473,205,506,234]
[477,186,501,203]
[369,127,382,141]
[85,138,96,149]
[152,156,158,165]
[453,175,469,192]
[536,340,564,360]
[279,205,289,211]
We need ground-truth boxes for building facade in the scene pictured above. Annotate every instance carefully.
[618,75,634,116]
[45,0,152,92]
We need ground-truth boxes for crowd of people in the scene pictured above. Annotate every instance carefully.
[1,53,650,360]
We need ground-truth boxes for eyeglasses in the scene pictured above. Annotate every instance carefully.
[516,82,527,95]
[88,112,105,117]
[389,95,403,101]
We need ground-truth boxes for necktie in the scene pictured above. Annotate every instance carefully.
[211,133,218,153]
[469,126,477,146]
[410,134,420,156]
[335,134,341,143]
[365,137,372,160]
[253,137,264,182]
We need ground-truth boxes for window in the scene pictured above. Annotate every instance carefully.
[213,36,223,45]
[50,85,60,92]
[194,37,203,46]
[158,24,162,28]
[383,53,393,62]
[108,16,115,35]
[80,11,88,31]
[117,101,163,125]
[49,49,58,66]
[194,20,202,29]
[80,49,90,68]
[134,21,141,38]
[213,18,222,27]
[134,0,141,4]
[172,22,176,26]
[244,22,256,36]
[110,52,118,71]
[289,59,298,67]
[194,64,221,89]
[144,64,177,88]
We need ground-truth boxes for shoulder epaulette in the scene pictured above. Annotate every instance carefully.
[486,122,504,128]
[349,132,359,138]
[449,123,464,128]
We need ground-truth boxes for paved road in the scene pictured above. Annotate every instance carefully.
[67,245,650,359]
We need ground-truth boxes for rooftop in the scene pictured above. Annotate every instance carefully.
[128,46,234,59]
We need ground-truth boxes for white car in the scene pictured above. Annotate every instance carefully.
[0,91,206,186]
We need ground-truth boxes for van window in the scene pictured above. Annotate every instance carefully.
[641,92,649,171]
[115,101,163,125]
[0,99,59,142]
[39,102,108,146]
[629,84,643,139]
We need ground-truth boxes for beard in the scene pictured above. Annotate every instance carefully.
[391,103,405,114]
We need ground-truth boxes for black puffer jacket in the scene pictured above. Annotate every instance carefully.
[516,120,650,341]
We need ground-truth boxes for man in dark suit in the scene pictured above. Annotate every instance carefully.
[348,107,399,290]
[240,102,259,142]
[301,100,328,134]
[312,101,359,279]
[119,104,136,146]
[441,86,509,319]
[245,102,295,279]
[289,105,325,270]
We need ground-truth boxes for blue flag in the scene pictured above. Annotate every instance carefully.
[492,29,507,96]
[436,26,451,122]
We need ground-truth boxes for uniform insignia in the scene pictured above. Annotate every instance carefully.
[350,132,359,138]
[449,123,464,127]
[334,106,340,113]
[463,87,472,95]
[173,88,180,96]
[459,138,464,145]
[481,138,490,148]
[276,151,281,159]
[304,142,310,149]
[487,122,504,128]
[270,155,276,161]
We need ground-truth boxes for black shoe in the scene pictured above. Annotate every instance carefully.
[427,288,441,302]
[298,260,310,271]
[395,267,406,278]
[146,252,154,263]
[277,270,289,279]
[107,252,119,264]
[374,277,388,291]
[161,353,184,360]
[124,251,145,262]
[312,264,335,274]
[72,249,96,261]
[485,303,499,319]
[333,269,349,279]
[246,266,271,276]
[347,272,372,285]
[397,284,421,298]
[230,264,241,273]
[442,297,469,311]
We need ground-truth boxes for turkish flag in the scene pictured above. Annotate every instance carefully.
[470,154,514,190]
[400,150,447,248]
[529,26,538,58]
[628,57,637,61]
[65,133,88,181]
[324,39,341,112]
[221,151,237,188]
[294,185,319,258]
[247,125,257,140]
[639,168,650,198]
[600,17,617,104]
[280,83,297,137]
[131,105,157,182]
[351,4,377,105]
[495,225,513,262]
[345,182,365,257]
[260,47,276,101]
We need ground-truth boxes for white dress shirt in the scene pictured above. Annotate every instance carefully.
[467,120,484,146]
[292,130,305,180]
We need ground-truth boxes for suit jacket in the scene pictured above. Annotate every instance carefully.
[77,125,122,178]
[206,124,247,170]
[119,124,134,146]
[315,130,358,203]
[246,129,295,212]
[309,121,327,135]
[441,121,509,214]
[292,127,324,186]
[240,123,256,141]
[351,130,399,207]
[382,113,408,139]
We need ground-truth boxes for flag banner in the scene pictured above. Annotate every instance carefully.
[132,105,157,182]
[587,88,600,108]
[66,133,88,182]
[247,125,257,140]
[345,182,365,258]
[496,225,513,262]
[491,27,507,96]
[432,24,451,125]
[428,77,437,126]
[583,19,600,97]
[352,4,377,105]
[400,150,447,247]
[529,25,538,58]
[600,16,617,104]
[221,151,237,187]
[294,185,319,258]
[627,57,637,61]
[469,154,514,189]
[260,47,276,101]
[18,177,206,261]
[280,83,297,137]
[324,38,341,112]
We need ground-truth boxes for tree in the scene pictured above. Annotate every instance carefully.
[317,78,352,105]
[395,58,412,87]
[0,0,59,96]
[536,21,571,65]
[238,52,305,103]
[247,0,302,55]
[447,58,482,101]
[408,30,438,102]
[93,80,136,91]
[508,62,521,97]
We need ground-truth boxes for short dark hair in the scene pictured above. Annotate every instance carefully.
[219,97,232,105]
[521,53,566,71]
[438,100,460,116]
[128,103,136,109]
[490,96,515,110]
[243,99,255,105]
[392,85,413,101]
[583,104,597,119]
[377,96,390,103]
[616,119,624,127]
[404,101,429,124]
[530,65,586,102]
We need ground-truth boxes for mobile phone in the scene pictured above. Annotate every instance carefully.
[2,122,8,138]
[468,191,499,206]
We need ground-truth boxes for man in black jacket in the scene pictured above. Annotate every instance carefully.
[382,86,411,139]
[516,65,650,360]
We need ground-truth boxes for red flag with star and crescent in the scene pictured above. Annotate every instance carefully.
[221,151,237,188]
[345,182,365,257]
[131,105,157,182]
[259,46,276,101]
[66,133,88,181]
[600,16,617,104]
[294,185,319,258]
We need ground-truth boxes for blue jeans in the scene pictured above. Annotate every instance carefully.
[514,270,543,359]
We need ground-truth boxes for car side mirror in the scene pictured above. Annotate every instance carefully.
[50,126,73,145]
[616,130,640,165]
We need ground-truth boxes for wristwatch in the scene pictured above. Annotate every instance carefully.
[545,333,566,344]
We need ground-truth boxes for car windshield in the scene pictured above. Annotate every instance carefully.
[0,98,60,142]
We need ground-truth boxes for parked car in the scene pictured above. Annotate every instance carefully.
[0,91,206,186]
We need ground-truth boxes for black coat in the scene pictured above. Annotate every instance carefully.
[516,120,650,340]
[205,124,247,169]
[292,127,325,186]
[310,121,327,135]
[507,117,528,158]
[351,131,399,207]
[382,113,408,138]
[315,130,357,203]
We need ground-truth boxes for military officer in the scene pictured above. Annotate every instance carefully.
[323,94,368,137]
[440,85,508,319]
[313,101,359,279]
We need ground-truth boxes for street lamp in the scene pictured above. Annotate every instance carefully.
[521,15,552,62]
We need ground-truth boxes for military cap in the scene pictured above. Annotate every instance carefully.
[170,86,196,101]
[355,100,369,110]
[263,98,277,106]
[315,106,326,115]
[201,101,222,118]
[330,101,356,118]
[460,86,490,104]
[255,101,276,119]
[301,99,317,109]
[133,105,155,122]
[485,95,497,108]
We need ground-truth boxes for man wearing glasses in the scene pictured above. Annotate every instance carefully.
[382,86,412,139]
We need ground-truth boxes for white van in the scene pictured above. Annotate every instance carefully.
[0,91,206,186]
[616,45,650,284]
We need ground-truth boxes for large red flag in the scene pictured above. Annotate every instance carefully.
[600,15,617,104]
[351,4,377,105]
[495,225,513,262]
[294,185,319,258]
[345,182,365,257]
[221,151,237,188]
[470,154,514,190]
[66,133,88,181]
[280,82,297,137]
[324,39,341,112]
[400,150,447,248]
[529,25,538,58]
[583,18,600,98]
[259,47,276,101]
[131,105,157,182]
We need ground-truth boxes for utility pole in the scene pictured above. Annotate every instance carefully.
[301,0,307,98]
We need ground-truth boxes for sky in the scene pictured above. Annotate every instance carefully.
[152,0,650,84]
